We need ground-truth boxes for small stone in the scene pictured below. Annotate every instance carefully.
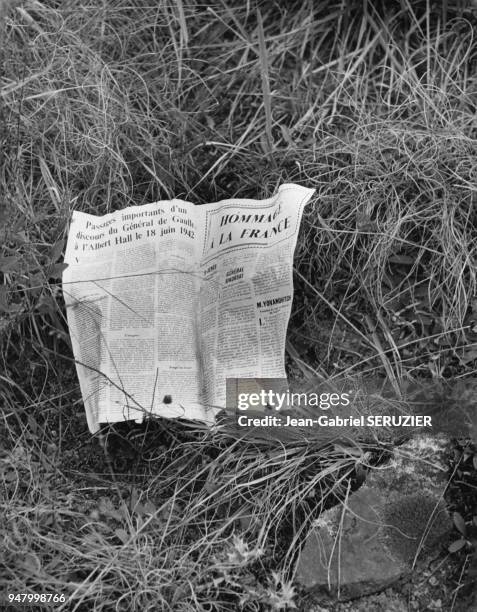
[296,435,451,600]
[296,486,407,598]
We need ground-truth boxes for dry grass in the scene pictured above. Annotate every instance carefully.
[1,1,477,610]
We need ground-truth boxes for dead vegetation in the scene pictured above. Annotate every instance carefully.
[1,1,477,610]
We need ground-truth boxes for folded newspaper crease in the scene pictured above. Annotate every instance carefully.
[62,183,315,433]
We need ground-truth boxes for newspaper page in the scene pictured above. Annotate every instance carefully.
[62,183,315,433]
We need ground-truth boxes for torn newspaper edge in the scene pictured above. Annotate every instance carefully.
[62,183,315,433]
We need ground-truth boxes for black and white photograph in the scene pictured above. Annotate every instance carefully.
[1,1,477,610]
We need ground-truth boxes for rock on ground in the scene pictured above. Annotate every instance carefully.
[296,434,451,601]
